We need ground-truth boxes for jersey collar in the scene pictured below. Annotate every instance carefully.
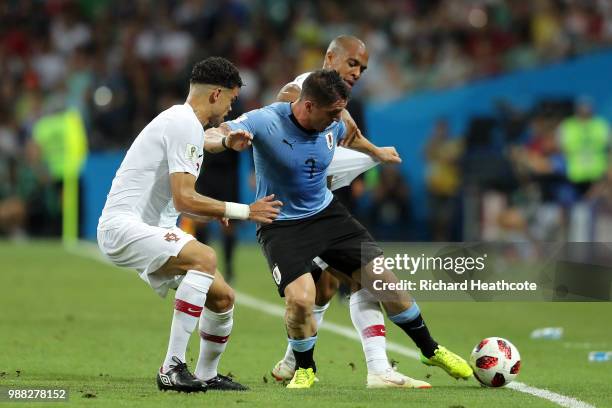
[287,102,318,135]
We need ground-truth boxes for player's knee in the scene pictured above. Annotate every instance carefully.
[286,293,315,318]
[191,246,217,273]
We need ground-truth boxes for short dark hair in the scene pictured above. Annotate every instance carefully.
[301,69,350,106]
[190,57,243,89]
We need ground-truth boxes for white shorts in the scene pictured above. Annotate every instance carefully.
[97,220,195,298]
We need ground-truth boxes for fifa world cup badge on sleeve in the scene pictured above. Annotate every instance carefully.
[185,144,198,162]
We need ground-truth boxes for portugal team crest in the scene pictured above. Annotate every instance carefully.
[325,132,334,150]
[164,232,180,242]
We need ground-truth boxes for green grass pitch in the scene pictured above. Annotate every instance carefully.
[0,241,610,407]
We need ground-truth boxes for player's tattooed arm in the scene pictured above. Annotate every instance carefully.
[204,124,252,153]
[345,129,402,164]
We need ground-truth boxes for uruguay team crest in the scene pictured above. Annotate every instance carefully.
[325,132,334,150]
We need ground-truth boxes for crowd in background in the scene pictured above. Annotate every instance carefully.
[1,0,611,240]
[423,96,610,243]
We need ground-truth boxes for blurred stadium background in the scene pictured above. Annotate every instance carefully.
[2,2,612,406]
[2,0,612,247]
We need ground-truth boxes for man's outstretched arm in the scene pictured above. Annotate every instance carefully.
[344,129,402,164]
[204,124,252,153]
[170,172,282,224]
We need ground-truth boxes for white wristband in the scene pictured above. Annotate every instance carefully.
[224,202,250,220]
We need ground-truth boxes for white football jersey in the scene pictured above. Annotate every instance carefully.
[98,104,204,230]
[289,72,310,89]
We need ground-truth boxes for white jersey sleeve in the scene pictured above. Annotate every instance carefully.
[165,116,204,178]
[289,72,311,89]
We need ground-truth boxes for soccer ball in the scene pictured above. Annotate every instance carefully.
[469,337,521,387]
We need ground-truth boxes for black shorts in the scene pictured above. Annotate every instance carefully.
[257,198,383,296]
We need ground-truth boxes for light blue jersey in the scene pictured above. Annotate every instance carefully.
[227,102,346,220]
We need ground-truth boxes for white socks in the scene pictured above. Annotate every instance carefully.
[282,302,329,368]
[350,289,391,374]
[162,270,214,372]
[279,291,390,375]
[194,307,234,380]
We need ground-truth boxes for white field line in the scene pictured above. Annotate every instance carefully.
[235,291,595,408]
[505,382,597,408]
[70,242,596,408]
[235,291,420,360]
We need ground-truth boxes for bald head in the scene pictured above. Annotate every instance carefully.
[327,35,366,56]
[323,35,369,89]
